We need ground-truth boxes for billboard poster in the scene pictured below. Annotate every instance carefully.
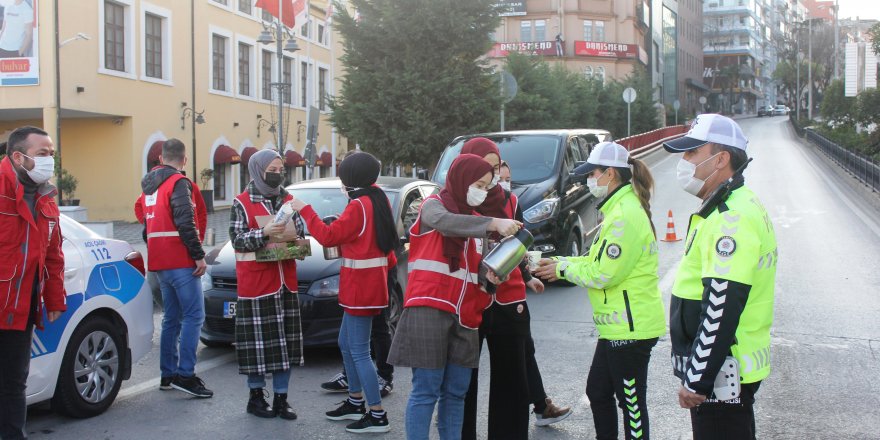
[0,0,39,86]
[493,0,526,17]
[489,41,558,58]
[574,41,638,59]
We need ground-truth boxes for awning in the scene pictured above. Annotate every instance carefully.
[147,140,164,169]
[686,78,711,92]
[213,145,241,164]
[318,152,332,168]
[284,150,305,167]
[240,146,259,164]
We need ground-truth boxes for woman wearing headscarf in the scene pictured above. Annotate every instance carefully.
[229,149,305,421]
[387,154,521,440]
[289,152,395,434]
[459,138,569,440]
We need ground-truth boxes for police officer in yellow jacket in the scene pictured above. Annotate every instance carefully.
[535,142,665,440]
[663,114,777,440]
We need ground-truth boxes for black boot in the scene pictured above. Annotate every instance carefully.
[273,393,298,420]
[247,388,274,418]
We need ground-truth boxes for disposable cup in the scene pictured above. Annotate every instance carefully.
[527,251,543,271]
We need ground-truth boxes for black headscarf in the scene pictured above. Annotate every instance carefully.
[339,152,397,254]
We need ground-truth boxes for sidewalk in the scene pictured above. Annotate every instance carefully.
[113,207,231,247]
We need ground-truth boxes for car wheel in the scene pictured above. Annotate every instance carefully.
[52,316,123,418]
[387,283,404,338]
[200,337,232,348]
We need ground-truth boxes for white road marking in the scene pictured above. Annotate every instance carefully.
[117,352,235,400]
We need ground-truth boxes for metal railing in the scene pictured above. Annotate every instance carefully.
[805,128,880,193]
[617,125,689,155]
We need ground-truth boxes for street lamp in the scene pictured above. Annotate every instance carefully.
[180,102,206,130]
[257,116,276,138]
[256,15,300,154]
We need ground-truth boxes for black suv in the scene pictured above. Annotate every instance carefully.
[432,129,612,259]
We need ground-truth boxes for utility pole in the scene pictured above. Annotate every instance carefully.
[808,18,813,120]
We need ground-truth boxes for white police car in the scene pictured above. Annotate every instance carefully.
[27,215,153,418]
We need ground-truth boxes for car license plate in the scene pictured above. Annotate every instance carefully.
[223,301,237,319]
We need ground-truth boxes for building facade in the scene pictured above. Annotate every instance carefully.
[0,0,345,221]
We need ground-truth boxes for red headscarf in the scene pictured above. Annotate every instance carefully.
[438,154,493,271]
[462,137,508,219]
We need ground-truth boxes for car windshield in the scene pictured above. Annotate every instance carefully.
[288,187,399,235]
[435,135,562,185]
[60,215,100,239]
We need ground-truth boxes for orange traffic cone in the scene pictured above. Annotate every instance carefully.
[661,210,681,242]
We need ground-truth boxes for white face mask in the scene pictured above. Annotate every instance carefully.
[487,173,500,189]
[498,181,511,192]
[466,185,488,207]
[586,169,610,199]
[19,153,55,184]
[676,153,720,196]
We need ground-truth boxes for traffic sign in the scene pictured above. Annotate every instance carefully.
[622,87,637,104]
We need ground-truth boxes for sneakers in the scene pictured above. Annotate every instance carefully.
[247,388,275,418]
[345,413,391,434]
[321,372,349,393]
[535,398,573,426]
[378,377,393,398]
[171,375,214,398]
[273,393,298,420]
[159,376,175,390]
[326,400,366,421]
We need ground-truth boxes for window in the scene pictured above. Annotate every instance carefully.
[318,24,326,44]
[301,21,310,39]
[318,67,327,111]
[534,19,546,41]
[104,1,126,71]
[238,43,251,96]
[583,19,606,42]
[583,66,593,79]
[594,66,605,83]
[261,50,273,99]
[214,164,227,200]
[282,56,292,104]
[213,0,228,5]
[240,162,250,192]
[238,0,252,14]
[212,34,227,91]
[520,20,531,42]
[144,13,162,78]
[301,61,309,107]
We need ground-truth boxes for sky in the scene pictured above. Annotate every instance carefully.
[837,0,880,21]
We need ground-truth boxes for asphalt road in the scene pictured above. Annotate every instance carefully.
[25,116,880,439]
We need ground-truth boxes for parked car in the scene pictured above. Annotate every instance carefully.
[28,215,154,418]
[757,105,774,117]
[199,177,439,347]
[772,105,789,116]
[432,129,612,260]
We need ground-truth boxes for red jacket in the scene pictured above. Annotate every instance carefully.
[300,196,392,316]
[135,174,206,242]
[403,196,489,329]
[493,193,527,305]
[233,192,298,298]
[0,157,66,330]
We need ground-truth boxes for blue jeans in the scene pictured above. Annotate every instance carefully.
[247,370,292,393]
[158,267,205,378]
[339,312,381,406]
[406,364,473,440]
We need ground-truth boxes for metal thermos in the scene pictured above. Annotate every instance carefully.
[322,215,341,260]
[481,229,534,279]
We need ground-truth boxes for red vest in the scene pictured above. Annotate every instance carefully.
[493,193,527,305]
[144,173,195,271]
[233,192,298,298]
[404,196,490,329]
[300,196,389,314]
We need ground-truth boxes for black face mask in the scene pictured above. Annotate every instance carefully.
[264,171,284,188]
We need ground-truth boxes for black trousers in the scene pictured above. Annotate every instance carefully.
[690,381,761,440]
[525,333,548,412]
[586,338,658,440]
[0,325,33,440]
[462,302,532,440]
[371,307,393,382]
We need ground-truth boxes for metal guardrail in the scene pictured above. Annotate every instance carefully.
[805,128,880,193]
[617,125,689,155]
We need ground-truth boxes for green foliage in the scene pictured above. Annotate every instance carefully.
[502,53,658,137]
[330,0,502,167]
[870,23,880,61]
[819,79,856,125]
[854,88,880,128]
[54,162,78,202]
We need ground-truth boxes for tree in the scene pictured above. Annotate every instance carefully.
[330,0,502,167]
[872,23,880,59]
[819,79,856,125]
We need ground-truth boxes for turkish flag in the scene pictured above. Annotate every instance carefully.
[256,0,305,28]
